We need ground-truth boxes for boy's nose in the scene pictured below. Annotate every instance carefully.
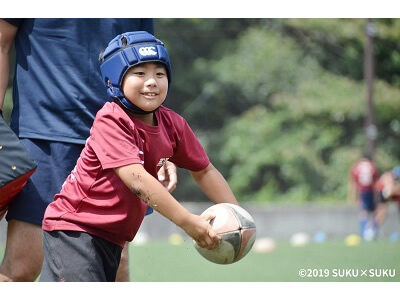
[145,77,157,87]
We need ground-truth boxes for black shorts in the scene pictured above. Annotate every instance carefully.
[40,230,122,282]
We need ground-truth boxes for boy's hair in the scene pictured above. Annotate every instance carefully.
[99,31,172,114]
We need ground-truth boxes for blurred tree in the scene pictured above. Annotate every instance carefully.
[205,26,400,203]
[282,19,400,87]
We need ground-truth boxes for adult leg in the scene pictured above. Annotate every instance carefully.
[360,191,377,240]
[1,139,83,281]
[375,192,388,226]
[376,203,388,225]
[116,242,130,281]
[359,210,368,238]
[0,220,43,281]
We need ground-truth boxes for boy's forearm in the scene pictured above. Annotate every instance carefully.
[114,163,190,227]
[191,163,239,205]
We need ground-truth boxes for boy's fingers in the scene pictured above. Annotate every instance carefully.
[166,174,177,192]
[157,166,166,181]
[198,236,217,250]
[195,233,221,250]
[165,163,177,192]
[202,213,222,244]
[157,162,177,192]
[202,212,216,223]
[205,237,216,250]
[196,239,207,249]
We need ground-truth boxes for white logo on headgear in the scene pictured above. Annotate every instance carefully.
[139,46,157,56]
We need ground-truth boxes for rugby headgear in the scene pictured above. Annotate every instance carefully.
[99,31,172,114]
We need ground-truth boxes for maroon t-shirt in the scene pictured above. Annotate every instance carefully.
[351,159,378,192]
[42,102,210,247]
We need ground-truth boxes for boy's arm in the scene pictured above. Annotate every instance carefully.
[114,163,220,249]
[0,20,17,111]
[190,163,239,205]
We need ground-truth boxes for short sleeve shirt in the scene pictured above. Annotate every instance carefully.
[351,159,378,192]
[3,18,154,144]
[42,103,210,247]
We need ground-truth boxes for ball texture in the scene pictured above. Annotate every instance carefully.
[194,203,256,264]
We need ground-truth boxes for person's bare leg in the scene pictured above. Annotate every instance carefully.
[0,220,43,281]
[375,203,387,226]
[115,242,130,282]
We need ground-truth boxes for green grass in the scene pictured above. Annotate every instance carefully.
[128,239,400,282]
[1,239,399,281]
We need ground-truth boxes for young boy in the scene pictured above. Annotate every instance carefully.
[349,152,379,240]
[40,31,239,282]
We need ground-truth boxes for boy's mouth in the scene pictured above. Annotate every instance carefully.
[141,92,159,99]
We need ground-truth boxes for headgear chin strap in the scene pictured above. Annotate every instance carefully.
[100,31,172,114]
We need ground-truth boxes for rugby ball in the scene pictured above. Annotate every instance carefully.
[194,203,256,264]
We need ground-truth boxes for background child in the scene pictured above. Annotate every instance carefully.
[348,152,379,240]
[40,31,239,282]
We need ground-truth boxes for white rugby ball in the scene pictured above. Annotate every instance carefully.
[194,203,256,264]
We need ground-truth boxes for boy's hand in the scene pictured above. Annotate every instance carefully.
[158,161,177,192]
[181,213,221,250]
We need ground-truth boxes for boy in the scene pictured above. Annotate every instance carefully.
[40,31,239,282]
[348,152,379,240]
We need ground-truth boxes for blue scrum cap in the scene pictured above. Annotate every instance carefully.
[99,31,172,113]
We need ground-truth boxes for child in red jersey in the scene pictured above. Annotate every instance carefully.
[40,31,239,282]
[348,152,379,240]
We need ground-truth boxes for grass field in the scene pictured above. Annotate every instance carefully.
[0,238,399,282]
[127,239,400,282]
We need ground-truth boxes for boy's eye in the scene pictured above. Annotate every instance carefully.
[156,72,166,77]
[134,71,145,76]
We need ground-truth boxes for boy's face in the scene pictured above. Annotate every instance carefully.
[122,62,168,112]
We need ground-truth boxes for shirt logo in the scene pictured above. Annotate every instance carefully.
[157,157,170,167]
[138,46,157,57]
